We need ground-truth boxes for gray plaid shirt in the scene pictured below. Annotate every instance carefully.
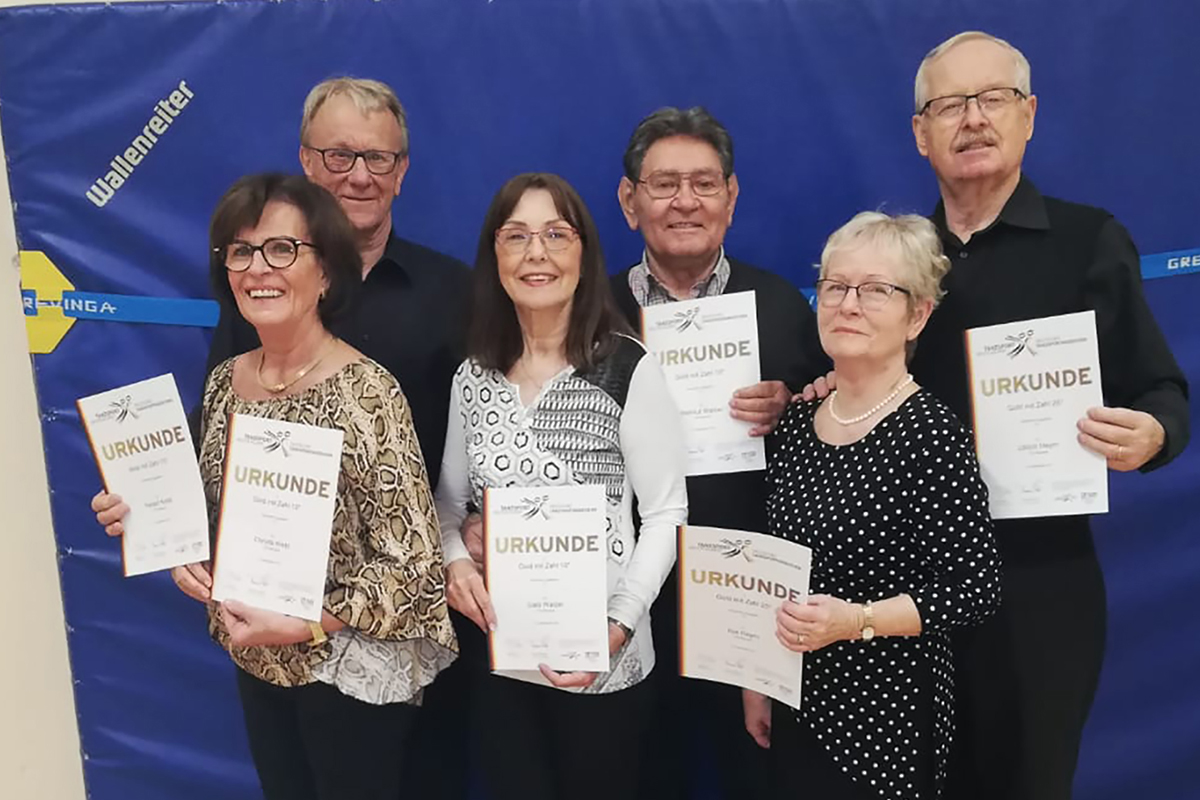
[627,248,730,307]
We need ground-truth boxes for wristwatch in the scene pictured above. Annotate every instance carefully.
[608,617,634,641]
[308,620,328,646]
[859,601,875,642]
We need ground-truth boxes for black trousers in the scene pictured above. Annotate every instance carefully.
[405,609,486,800]
[473,669,656,800]
[946,542,1107,800]
[638,568,773,800]
[235,668,420,800]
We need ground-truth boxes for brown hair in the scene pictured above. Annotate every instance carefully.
[469,173,630,373]
[208,173,361,329]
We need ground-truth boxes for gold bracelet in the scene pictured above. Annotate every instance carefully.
[308,620,328,646]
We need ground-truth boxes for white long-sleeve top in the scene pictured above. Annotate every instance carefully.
[435,335,688,693]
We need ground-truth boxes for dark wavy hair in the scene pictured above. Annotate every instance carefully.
[469,173,630,373]
[208,173,361,329]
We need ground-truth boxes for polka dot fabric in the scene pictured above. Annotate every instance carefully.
[766,391,1001,799]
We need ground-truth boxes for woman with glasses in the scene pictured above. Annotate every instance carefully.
[743,212,1001,800]
[89,173,457,800]
[435,172,687,800]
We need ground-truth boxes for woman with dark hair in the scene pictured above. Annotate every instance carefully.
[435,172,688,800]
[90,173,457,800]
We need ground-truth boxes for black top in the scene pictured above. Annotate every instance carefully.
[610,256,828,534]
[205,233,471,488]
[913,176,1190,560]
[767,392,1001,799]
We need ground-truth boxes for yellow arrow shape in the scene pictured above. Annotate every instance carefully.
[20,250,76,354]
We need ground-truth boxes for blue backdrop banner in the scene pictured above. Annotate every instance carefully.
[0,1,1196,799]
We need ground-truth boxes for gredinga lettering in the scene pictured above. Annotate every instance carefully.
[101,425,186,460]
[232,466,332,498]
[494,535,601,554]
[979,366,1093,397]
[689,569,803,603]
[657,339,752,367]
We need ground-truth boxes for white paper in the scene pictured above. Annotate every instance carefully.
[484,484,610,672]
[678,526,811,709]
[966,310,1108,519]
[641,291,764,476]
[77,374,209,577]
[211,414,344,621]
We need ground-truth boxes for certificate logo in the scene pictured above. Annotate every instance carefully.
[1004,330,1037,358]
[110,395,138,423]
[673,306,703,332]
[694,537,755,562]
[260,430,292,456]
[520,494,550,520]
[93,394,140,424]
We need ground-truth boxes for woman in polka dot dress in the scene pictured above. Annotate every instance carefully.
[744,212,1001,800]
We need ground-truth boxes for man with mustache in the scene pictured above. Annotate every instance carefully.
[908,31,1189,800]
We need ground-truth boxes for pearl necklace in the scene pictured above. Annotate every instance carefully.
[256,337,338,395]
[828,373,914,426]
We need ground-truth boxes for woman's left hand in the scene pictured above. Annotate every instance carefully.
[776,594,861,653]
[220,600,311,648]
[537,622,628,689]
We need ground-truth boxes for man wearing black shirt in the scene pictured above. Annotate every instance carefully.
[207,77,469,488]
[204,77,473,800]
[910,32,1189,800]
[611,106,826,800]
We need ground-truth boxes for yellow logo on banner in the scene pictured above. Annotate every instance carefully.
[20,250,76,354]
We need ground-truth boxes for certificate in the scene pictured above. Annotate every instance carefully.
[483,484,609,672]
[211,414,344,621]
[77,373,209,577]
[966,310,1107,519]
[641,291,764,476]
[678,526,811,709]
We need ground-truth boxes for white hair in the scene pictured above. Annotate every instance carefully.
[819,211,951,307]
[914,31,1032,112]
[300,77,409,155]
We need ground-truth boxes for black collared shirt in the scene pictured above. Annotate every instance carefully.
[913,175,1189,553]
[205,234,471,488]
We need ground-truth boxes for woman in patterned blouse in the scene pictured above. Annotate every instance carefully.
[746,212,1001,799]
[90,174,457,800]
[435,173,688,800]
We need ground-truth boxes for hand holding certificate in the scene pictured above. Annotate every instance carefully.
[641,291,764,476]
[77,374,209,577]
[678,526,812,709]
[966,311,1107,519]
[483,485,609,673]
[211,414,344,621]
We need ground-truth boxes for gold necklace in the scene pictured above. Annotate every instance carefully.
[256,337,338,394]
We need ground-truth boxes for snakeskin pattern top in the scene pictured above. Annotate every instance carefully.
[200,356,458,705]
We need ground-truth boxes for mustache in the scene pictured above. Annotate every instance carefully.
[954,133,997,152]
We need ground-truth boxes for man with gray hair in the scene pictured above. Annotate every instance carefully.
[908,31,1189,800]
[612,106,827,800]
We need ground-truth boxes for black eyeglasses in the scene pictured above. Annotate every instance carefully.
[920,87,1027,120]
[814,279,911,310]
[636,170,728,199]
[303,146,404,175]
[218,237,318,272]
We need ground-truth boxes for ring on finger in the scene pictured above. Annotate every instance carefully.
[795,630,805,645]
[1116,445,1125,460]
